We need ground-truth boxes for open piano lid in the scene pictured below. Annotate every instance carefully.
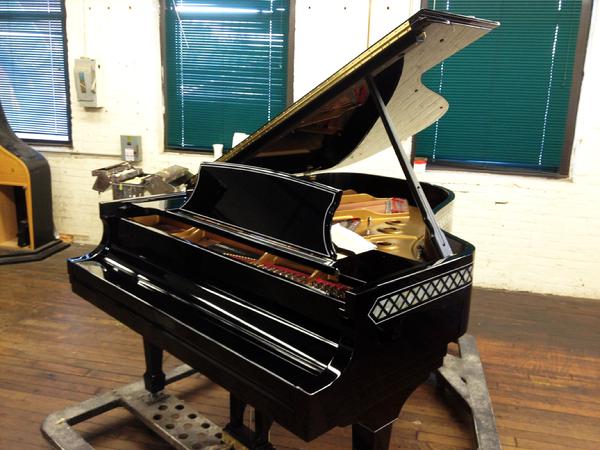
[180,10,497,270]
[220,10,498,173]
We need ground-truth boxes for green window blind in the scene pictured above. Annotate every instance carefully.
[415,0,583,173]
[165,0,290,151]
[0,0,70,142]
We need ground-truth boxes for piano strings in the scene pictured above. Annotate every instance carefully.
[133,215,352,299]
[131,191,426,300]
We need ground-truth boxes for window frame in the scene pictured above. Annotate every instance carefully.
[160,0,296,154]
[412,0,593,178]
[0,0,72,146]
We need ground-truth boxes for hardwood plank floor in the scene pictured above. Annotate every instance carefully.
[0,244,598,449]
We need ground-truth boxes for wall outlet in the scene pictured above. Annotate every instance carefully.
[120,135,142,162]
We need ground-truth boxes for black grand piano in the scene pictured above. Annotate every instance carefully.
[67,10,497,450]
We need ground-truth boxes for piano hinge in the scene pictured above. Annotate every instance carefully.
[302,172,317,181]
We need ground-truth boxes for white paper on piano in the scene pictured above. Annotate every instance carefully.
[331,223,377,257]
[232,132,250,147]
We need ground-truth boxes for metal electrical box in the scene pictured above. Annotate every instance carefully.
[74,57,101,107]
[120,135,142,162]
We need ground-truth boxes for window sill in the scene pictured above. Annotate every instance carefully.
[417,161,569,180]
[35,146,122,158]
[164,147,214,155]
[33,144,73,153]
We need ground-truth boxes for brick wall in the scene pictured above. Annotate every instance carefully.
[36,0,600,299]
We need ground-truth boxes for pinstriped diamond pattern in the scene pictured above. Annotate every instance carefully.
[369,265,473,324]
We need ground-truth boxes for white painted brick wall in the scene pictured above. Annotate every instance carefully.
[36,0,600,299]
[44,154,114,243]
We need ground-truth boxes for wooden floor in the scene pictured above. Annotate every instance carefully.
[0,244,598,450]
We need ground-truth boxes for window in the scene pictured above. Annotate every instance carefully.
[0,0,70,143]
[164,0,291,151]
[415,0,591,175]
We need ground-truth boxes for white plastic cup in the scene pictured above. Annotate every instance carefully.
[413,157,428,174]
[213,143,224,159]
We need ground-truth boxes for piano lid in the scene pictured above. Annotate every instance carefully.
[220,10,498,174]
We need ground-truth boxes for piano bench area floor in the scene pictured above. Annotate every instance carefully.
[0,244,598,450]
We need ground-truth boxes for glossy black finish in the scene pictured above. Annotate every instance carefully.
[0,239,69,264]
[66,9,490,449]
[182,162,342,260]
[143,339,166,394]
[0,102,67,264]
[221,9,498,173]
[309,172,455,213]
[0,102,55,247]
[68,182,474,442]
[226,395,275,450]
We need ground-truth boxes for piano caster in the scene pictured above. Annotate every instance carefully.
[224,394,275,450]
[435,334,501,450]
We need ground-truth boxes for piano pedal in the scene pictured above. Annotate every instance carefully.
[41,364,244,450]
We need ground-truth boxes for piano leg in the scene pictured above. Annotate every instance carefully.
[352,422,393,450]
[229,393,246,428]
[352,391,409,450]
[143,338,166,394]
[253,409,274,449]
[225,394,274,449]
